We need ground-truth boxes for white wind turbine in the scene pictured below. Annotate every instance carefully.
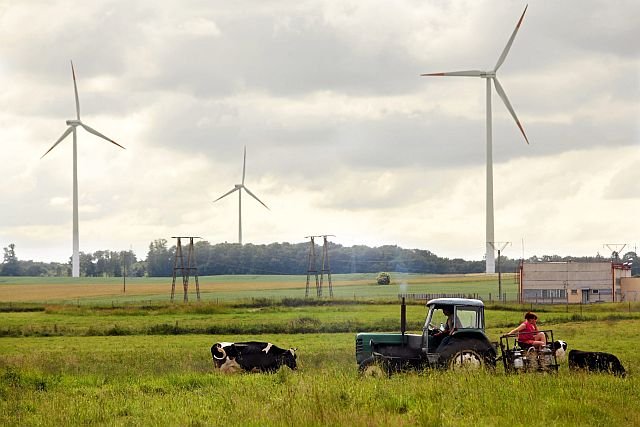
[422,5,530,274]
[213,146,269,244]
[41,61,125,278]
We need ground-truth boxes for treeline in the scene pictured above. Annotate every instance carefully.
[145,240,489,276]
[3,240,637,278]
[1,244,141,278]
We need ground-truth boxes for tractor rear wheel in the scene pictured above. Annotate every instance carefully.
[439,338,495,371]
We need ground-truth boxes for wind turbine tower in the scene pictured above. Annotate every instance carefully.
[422,5,530,274]
[41,61,125,278]
[213,146,270,244]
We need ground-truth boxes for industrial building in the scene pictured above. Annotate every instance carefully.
[518,261,632,304]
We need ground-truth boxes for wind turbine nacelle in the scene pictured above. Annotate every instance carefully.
[480,71,496,78]
[235,184,242,189]
[66,119,81,126]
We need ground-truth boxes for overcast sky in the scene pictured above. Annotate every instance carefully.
[1,0,638,264]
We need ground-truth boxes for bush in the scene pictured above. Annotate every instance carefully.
[376,272,391,285]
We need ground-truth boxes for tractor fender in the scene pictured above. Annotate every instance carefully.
[450,330,496,351]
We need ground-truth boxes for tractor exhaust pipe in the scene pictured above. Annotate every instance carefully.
[400,297,406,345]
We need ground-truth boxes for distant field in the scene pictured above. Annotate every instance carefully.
[0,273,516,304]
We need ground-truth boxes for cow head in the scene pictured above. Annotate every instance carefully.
[552,340,568,361]
[280,348,298,370]
[211,342,237,368]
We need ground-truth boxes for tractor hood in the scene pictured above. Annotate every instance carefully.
[355,332,407,364]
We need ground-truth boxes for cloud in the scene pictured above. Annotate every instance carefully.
[0,0,638,265]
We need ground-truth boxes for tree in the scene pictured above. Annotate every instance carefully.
[147,239,174,277]
[2,243,20,276]
[376,272,391,285]
[79,252,96,277]
[120,250,137,277]
[622,251,639,277]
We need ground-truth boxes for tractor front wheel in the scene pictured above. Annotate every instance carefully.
[358,357,387,377]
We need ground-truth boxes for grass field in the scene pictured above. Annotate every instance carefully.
[0,273,516,304]
[1,274,639,426]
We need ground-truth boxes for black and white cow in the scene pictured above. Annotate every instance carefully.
[211,341,297,373]
[568,349,626,377]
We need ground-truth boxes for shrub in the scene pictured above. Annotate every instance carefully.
[376,272,391,285]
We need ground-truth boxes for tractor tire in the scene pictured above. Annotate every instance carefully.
[358,357,387,377]
[439,338,496,371]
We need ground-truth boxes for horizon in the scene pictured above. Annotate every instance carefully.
[6,238,635,266]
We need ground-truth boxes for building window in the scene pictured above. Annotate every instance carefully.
[571,289,578,295]
[523,289,567,300]
[592,289,599,294]
[541,289,566,299]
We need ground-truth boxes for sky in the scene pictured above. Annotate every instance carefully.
[0,0,638,264]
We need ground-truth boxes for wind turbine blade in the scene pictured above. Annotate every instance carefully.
[213,187,239,203]
[71,60,80,120]
[242,146,246,185]
[243,186,270,210]
[41,126,73,158]
[80,123,126,149]
[493,77,529,144]
[421,70,483,77]
[494,5,528,72]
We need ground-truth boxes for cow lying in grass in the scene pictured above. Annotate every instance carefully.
[211,341,297,373]
[568,349,626,377]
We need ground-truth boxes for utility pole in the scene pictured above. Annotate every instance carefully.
[604,243,626,261]
[489,241,511,302]
[123,250,126,294]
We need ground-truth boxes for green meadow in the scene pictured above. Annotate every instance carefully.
[1,275,639,426]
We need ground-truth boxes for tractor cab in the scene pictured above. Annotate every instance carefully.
[423,298,486,353]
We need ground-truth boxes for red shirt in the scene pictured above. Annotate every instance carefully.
[518,321,537,344]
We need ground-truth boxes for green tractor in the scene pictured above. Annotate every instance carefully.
[355,297,497,375]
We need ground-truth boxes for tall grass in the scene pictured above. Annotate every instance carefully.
[1,283,640,426]
[1,365,638,426]
[1,325,639,426]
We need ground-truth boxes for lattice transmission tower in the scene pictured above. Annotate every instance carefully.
[305,236,320,297]
[319,235,334,298]
[170,236,201,302]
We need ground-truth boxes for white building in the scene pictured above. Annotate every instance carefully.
[518,261,632,304]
